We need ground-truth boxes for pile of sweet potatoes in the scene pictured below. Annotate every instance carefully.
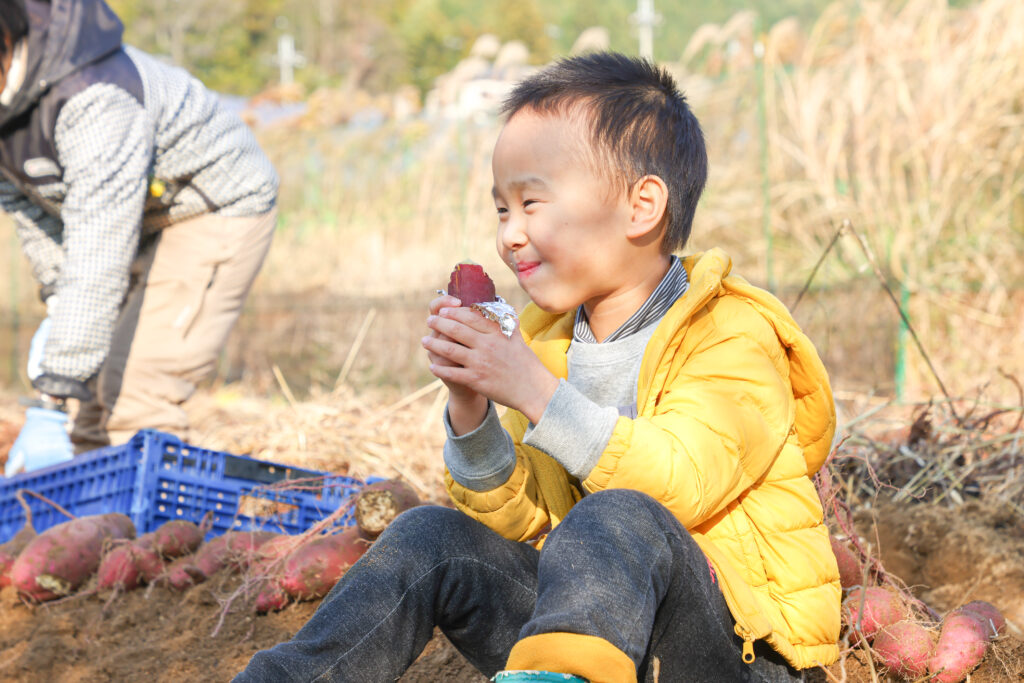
[831,535,1005,682]
[0,478,421,615]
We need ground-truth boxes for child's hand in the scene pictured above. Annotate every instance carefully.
[422,305,559,425]
[424,294,488,434]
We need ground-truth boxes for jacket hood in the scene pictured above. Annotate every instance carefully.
[0,0,123,129]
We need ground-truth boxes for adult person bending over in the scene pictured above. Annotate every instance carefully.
[0,0,278,474]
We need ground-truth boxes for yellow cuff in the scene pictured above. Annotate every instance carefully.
[506,632,636,683]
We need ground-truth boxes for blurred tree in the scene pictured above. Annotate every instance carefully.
[104,0,839,95]
[483,0,551,61]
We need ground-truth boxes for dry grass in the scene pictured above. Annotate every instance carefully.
[182,382,452,504]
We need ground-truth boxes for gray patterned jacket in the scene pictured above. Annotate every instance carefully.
[0,0,278,399]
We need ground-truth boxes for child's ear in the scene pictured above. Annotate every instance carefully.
[626,175,669,240]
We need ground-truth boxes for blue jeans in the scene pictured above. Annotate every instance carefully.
[234,489,801,682]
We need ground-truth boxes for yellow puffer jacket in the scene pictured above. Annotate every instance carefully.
[445,249,841,673]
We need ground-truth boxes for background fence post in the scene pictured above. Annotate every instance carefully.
[894,279,909,402]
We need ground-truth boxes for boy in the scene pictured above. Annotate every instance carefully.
[1,0,278,473]
[235,52,839,682]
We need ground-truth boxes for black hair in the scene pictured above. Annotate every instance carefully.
[501,52,708,253]
[0,0,31,78]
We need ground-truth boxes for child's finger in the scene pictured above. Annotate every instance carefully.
[428,295,462,315]
[435,308,501,339]
[422,334,470,367]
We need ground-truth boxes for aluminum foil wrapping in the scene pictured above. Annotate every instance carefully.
[474,297,518,338]
[437,292,519,338]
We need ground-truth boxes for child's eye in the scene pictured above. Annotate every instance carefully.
[523,199,538,208]
[496,207,508,217]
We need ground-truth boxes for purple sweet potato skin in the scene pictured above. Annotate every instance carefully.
[957,600,1005,639]
[193,531,278,577]
[279,528,368,600]
[843,586,906,639]
[10,513,135,601]
[254,579,291,613]
[158,555,205,590]
[97,540,164,591]
[0,525,36,588]
[929,612,989,683]
[830,537,861,590]
[149,520,204,558]
[872,620,934,678]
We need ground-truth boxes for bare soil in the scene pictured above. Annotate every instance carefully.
[0,495,1021,682]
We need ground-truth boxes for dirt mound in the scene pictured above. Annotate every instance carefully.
[0,495,1020,682]
[0,569,484,682]
[820,496,1024,682]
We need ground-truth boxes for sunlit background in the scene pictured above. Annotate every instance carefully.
[2,0,1022,410]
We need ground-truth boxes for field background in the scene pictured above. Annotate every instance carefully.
[1,0,1022,413]
[0,3,1023,679]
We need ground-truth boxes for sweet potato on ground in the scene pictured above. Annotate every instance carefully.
[0,525,36,588]
[193,530,278,578]
[157,554,205,590]
[96,538,163,591]
[928,612,989,683]
[354,479,421,539]
[279,527,368,601]
[872,619,934,679]
[829,536,861,590]
[10,513,135,601]
[254,579,291,613]
[956,600,1005,639]
[149,520,204,558]
[843,586,907,639]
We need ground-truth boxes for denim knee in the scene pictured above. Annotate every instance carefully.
[556,488,667,535]
[374,504,467,548]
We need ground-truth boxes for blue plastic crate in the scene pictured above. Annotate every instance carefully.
[0,430,364,543]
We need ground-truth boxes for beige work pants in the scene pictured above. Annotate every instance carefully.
[70,209,276,452]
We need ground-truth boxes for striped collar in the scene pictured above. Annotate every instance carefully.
[573,256,689,344]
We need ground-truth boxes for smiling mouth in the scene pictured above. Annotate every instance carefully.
[515,261,540,277]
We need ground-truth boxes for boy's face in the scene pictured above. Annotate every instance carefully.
[491,108,638,315]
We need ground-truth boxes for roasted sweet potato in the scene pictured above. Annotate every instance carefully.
[447,262,496,306]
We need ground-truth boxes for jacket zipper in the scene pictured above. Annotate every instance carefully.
[736,625,756,664]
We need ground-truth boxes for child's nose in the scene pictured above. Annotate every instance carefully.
[499,216,528,251]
